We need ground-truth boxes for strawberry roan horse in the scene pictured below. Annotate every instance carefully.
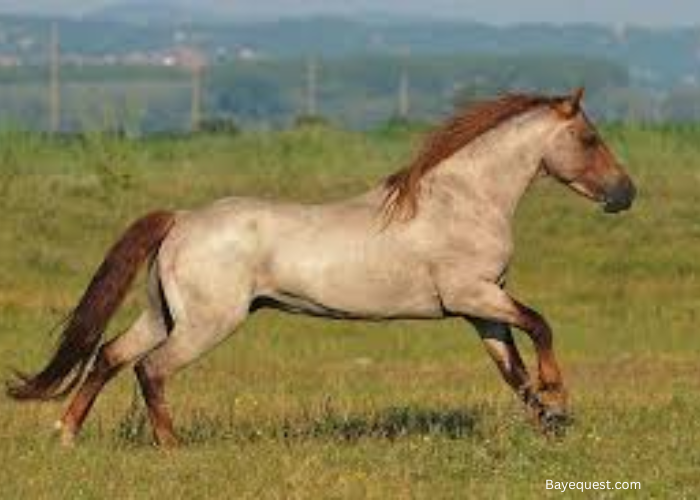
[8,89,635,446]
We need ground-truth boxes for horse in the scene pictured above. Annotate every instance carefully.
[7,88,636,447]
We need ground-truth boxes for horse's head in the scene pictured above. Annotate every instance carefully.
[542,88,635,213]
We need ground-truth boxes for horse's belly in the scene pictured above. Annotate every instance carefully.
[263,254,443,320]
[260,287,443,320]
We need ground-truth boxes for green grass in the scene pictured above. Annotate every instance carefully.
[0,124,699,498]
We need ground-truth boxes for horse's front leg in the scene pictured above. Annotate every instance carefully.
[508,299,569,430]
[469,318,532,397]
[468,318,567,431]
[445,284,569,431]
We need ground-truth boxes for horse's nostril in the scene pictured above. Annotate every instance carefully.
[604,179,635,213]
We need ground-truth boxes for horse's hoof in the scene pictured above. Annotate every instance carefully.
[53,420,76,447]
[540,408,572,437]
[59,429,76,448]
[154,433,180,450]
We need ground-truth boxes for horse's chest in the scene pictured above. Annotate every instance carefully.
[438,229,514,278]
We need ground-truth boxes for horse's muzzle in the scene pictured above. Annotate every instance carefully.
[603,176,636,213]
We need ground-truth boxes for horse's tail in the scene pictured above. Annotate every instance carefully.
[6,210,176,402]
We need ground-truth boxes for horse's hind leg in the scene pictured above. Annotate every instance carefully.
[57,310,167,446]
[134,362,176,447]
[134,302,251,447]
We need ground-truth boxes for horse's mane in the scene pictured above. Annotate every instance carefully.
[382,92,568,221]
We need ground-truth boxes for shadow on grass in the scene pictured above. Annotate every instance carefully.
[279,406,479,442]
[114,404,480,447]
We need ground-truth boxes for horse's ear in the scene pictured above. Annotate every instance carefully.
[571,86,585,109]
[556,87,585,118]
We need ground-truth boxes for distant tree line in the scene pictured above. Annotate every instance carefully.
[2,15,700,89]
[0,53,635,132]
[0,53,699,133]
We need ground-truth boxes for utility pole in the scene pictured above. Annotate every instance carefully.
[191,64,203,131]
[179,47,206,132]
[396,47,411,121]
[305,57,318,117]
[49,21,60,134]
[398,69,410,120]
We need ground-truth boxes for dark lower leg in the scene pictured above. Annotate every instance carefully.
[135,364,178,447]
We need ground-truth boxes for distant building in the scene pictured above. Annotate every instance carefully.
[0,54,20,67]
[173,47,207,70]
[122,51,152,66]
[236,47,260,61]
[162,54,177,67]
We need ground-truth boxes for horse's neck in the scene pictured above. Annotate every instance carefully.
[424,111,556,223]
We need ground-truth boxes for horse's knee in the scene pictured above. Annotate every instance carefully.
[510,302,554,351]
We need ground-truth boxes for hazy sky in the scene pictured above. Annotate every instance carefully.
[0,0,699,26]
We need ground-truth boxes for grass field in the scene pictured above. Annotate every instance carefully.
[0,124,698,498]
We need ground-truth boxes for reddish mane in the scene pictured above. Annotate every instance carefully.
[383,93,567,221]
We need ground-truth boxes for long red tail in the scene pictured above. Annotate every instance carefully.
[6,210,175,401]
